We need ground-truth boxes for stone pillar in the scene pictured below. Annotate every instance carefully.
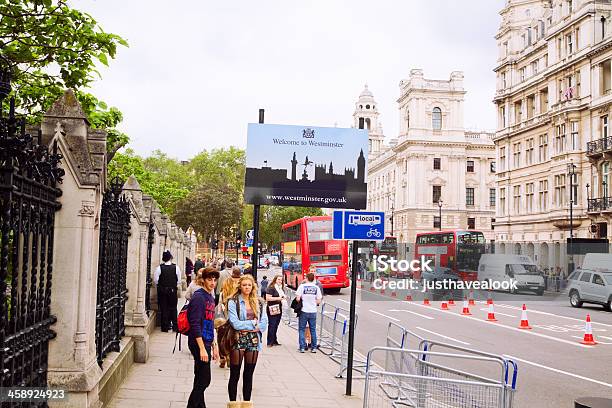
[122,176,150,363]
[150,206,165,318]
[42,90,106,408]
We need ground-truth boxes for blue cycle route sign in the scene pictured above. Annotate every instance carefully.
[332,210,385,241]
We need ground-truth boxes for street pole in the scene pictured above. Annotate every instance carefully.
[346,117,365,396]
[390,206,394,236]
[438,199,443,231]
[568,163,575,274]
[251,108,264,281]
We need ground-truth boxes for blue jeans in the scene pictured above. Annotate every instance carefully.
[298,312,317,350]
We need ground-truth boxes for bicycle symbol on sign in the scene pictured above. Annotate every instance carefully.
[366,228,381,238]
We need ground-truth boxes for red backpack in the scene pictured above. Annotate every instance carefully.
[173,303,190,353]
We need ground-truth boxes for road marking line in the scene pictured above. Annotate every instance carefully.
[598,335,612,341]
[337,299,360,308]
[494,304,612,328]
[388,309,435,320]
[369,309,400,322]
[503,354,612,389]
[403,301,592,348]
[479,308,516,318]
[415,327,470,345]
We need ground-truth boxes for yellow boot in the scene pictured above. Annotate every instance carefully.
[240,402,253,408]
[226,402,241,408]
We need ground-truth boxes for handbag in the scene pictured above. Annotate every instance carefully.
[268,304,281,316]
[217,298,240,357]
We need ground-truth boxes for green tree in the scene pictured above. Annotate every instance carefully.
[187,147,245,192]
[1,0,130,154]
[173,181,243,241]
[242,205,324,249]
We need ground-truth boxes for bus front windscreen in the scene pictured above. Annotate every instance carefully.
[306,220,333,241]
[456,232,485,271]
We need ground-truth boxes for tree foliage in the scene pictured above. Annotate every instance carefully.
[173,181,243,241]
[242,205,324,249]
[0,0,130,154]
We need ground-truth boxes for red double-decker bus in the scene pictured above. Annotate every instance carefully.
[281,216,349,292]
[414,230,486,281]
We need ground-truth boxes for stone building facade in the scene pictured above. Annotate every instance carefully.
[362,70,497,247]
[493,0,612,270]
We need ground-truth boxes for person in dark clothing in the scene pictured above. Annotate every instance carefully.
[154,250,182,332]
[259,276,269,298]
[265,275,286,347]
[186,257,195,286]
[194,256,204,275]
[187,267,220,408]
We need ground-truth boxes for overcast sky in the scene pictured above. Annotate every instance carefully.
[74,0,506,160]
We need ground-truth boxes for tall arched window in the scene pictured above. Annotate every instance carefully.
[432,107,442,130]
[406,110,410,129]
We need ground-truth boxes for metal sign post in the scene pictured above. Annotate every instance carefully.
[332,207,385,396]
[251,109,264,281]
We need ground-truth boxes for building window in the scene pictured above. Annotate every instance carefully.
[513,142,521,168]
[526,183,535,213]
[433,216,441,229]
[603,115,609,139]
[526,138,535,165]
[433,157,441,170]
[491,218,496,230]
[568,0,573,14]
[466,187,475,206]
[433,185,441,203]
[500,106,506,128]
[540,88,549,112]
[527,94,536,119]
[554,174,567,207]
[468,218,476,230]
[555,124,566,153]
[570,173,579,204]
[538,134,548,162]
[520,67,526,82]
[514,100,522,123]
[566,33,573,54]
[502,72,507,88]
[500,147,506,172]
[500,188,506,216]
[570,121,579,150]
[432,107,442,130]
[467,160,475,173]
[531,60,539,75]
[513,185,521,214]
[490,161,496,173]
[601,60,611,95]
[490,188,496,207]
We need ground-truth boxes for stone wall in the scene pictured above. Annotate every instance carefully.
[41,90,194,407]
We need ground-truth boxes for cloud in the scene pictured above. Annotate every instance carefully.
[73,0,505,159]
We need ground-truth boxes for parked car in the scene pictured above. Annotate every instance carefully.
[567,268,612,311]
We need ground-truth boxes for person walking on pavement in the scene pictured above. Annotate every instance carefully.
[296,272,322,353]
[265,275,286,347]
[227,275,268,407]
[216,261,234,305]
[259,275,269,298]
[187,267,220,408]
[194,256,204,274]
[217,267,242,369]
[186,257,195,286]
[154,250,182,332]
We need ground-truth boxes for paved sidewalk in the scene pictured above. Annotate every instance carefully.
[108,310,364,408]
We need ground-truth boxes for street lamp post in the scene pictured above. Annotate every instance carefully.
[567,162,577,274]
[390,205,395,236]
[586,183,590,212]
[437,199,443,231]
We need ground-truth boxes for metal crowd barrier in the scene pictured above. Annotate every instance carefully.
[363,346,516,408]
[282,287,299,329]
[363,324,518,408]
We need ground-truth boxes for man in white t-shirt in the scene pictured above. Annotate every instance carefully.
[296,272,322,353]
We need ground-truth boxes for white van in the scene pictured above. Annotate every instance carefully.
[478,254,545,295]
[581,253,612,272]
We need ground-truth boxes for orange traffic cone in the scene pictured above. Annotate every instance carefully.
[441,301,449,310]
[518,304,532,329]
[380,288,385,295]
[448,299,455,306]
[391,291,397,297]
[486,303,497,322]
[461,298,472,315]
[580,314,597,345]
[423,297,430,306]
[369,285,375,292]
[405,294,413,301]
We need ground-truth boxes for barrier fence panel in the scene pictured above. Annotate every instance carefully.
[282,287,298,329]
[363,347,517,408]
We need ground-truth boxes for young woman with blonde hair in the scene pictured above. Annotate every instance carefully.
[226,274,268,407]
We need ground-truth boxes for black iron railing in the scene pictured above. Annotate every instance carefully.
[145,222,154,316]
[587,196,612,212]
[587,136,612,155]
[0,69,64,404]
[95,179,130,366]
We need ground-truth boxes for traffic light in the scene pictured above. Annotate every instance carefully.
[235,238,242,249]
[211,239,219,250]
